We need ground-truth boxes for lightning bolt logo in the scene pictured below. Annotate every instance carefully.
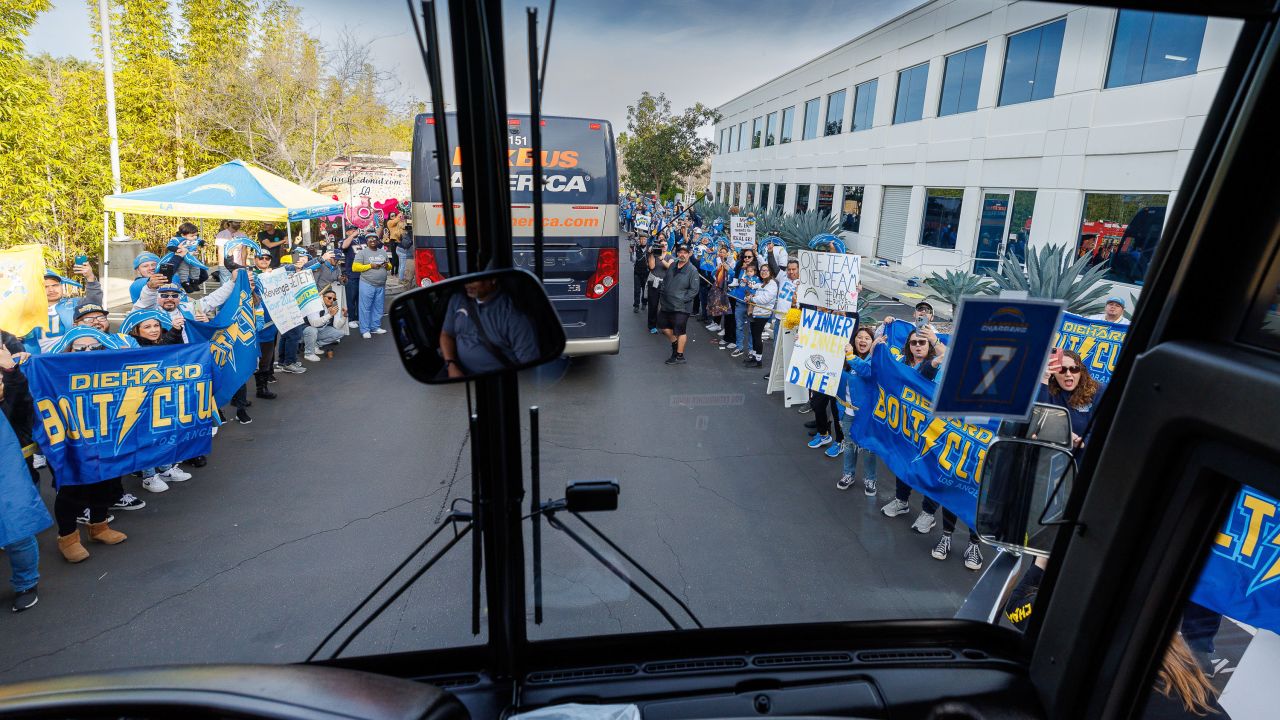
[1256,528,1280,589]
[1076,336,1098,364]
[114,386,147,450]
[919,417,948,458]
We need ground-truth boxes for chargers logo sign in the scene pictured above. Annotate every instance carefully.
[25,344,217,486]
[980,306,1030,334]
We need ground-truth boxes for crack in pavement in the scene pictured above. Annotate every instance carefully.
[432,430,472,524]
[540,566,624,633]
[651,510,693,607]
[0,483,451,677]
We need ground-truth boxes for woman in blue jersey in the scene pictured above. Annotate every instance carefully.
[836,326,880,494]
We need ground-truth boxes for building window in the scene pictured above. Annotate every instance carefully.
[842,186,864,232]
[719,128,729,154]
[802,97,820,140]
[852,79,877,132]
[761,183,771,208]
[817,185,835,216]
[824,89,846,135]
[1078,193,1170,285]
[779,106,795,144]
[745,182,756,207]
[920,188,964,249]
[751,117,763,149]
[938,44,986,117]
[999,19,1066,106]
[773,183,787,213]
[765,112,778,146]
[737,121,748,151]
[1106,10,1207,88]
[893,62,930,124]
[796,184,811,213]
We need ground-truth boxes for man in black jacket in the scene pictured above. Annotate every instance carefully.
[658,244,700,365]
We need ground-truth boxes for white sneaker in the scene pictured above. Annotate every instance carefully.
[362,332,372,339]
[726,342,737,350]
[350,320,360,329]
[280,362,307,374]
[142,475,170,493]
[881,498,910,517]
[161,466,191,482]
[304,353,323,362]
[372,328,387,335]
[717,328,725,337]
[911,511,937,534]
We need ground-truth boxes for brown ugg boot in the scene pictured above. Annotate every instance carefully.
[88,521,127,544]
[58,532,89,562]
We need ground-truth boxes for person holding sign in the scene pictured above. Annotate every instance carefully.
[862,327,982,570]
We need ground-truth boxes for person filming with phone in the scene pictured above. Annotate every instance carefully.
[1039,348,1107,452]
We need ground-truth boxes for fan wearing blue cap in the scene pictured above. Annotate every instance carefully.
[22,260,103,355]
[130,252,162,303]
[1091,295,1130,326]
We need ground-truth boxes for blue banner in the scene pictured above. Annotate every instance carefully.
[1191,486,1280,634]
[884,319,950,354]
[848,344,998,528]
[1052,312,1127,384]
[0,413,52,547]
[25,343,217,486]
[184,271,260,406]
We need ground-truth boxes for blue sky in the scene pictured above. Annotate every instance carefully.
[27,0,918,138]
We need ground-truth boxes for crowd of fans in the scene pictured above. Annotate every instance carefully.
[0,216,409,612]
[625,195,1119,575]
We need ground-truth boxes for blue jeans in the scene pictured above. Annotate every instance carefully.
[3,536,39,593]
[840,416,877,480]
[359,281,386,332]
[397,247,413,282]
[279,324,306,365]
[142,464,173,478]
[734,301,752,353]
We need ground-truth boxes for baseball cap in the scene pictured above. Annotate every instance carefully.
[915,301,935,313]
[1106,296,1126,308]
[157,283,183,295]
[674,243,691,253]
[254,247,273,258]
[74,304,107,321]
[133,252,160,269]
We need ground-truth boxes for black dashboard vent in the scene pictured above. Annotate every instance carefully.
[856,649,956,663]
[753,652,854,667]
[423,673,481,689]
[642,658,748,674]
[526,665,639,684]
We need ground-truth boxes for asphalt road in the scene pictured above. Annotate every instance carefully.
[0,270,984,682]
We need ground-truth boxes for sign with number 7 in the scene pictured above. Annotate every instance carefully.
[932,296,1066,421]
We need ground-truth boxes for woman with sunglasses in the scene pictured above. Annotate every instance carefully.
[48,329,131,562]
[837,326,880,493]
[1039,348,1107,452]
[121,310,193,493]
[728,248,757,356]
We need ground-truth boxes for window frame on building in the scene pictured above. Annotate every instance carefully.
[765,111,778,146]
[1105,10,1208,89]
[779,105,795,144]
[841,185,865,232]
[824,89,847,136]
[851,79,878,132]
[737,121,748,151]
[998,17,1068,107]
[801,97,821,140]
[893,61,931,124]
[938,43,988,117]
[751,116,764,149]
[920,188,965,250]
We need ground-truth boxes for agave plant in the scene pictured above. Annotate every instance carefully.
[856,288,884,318]
[983,244,1115,316]
[776,209,840,253]
[924,269,994,315]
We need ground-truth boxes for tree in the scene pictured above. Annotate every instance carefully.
[618,91,718,197]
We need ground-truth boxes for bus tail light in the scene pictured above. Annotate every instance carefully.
[416,247,445,285]
[585,248,617,299]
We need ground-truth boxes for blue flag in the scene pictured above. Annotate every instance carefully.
[884,319,950,353]
[847,344,998,528]
[1052,312,1127,384]
[1191,486,1280,634]
[0,414,52,547]
[25,343,218,486]
[184,271,259,406]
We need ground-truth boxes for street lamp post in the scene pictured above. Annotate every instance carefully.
[99,0,125,243]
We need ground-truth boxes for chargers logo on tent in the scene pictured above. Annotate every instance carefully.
[187,183,238,198]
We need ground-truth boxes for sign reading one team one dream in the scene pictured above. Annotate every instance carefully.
[797,250,860,313]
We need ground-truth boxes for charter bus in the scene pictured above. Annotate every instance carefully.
[410,112,620,356]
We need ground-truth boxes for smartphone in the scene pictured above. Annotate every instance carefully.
[1048,347,1065,373]
[914,315,928,328]
[74,254,88,266]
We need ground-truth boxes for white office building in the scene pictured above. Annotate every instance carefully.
[710,0,1241,289]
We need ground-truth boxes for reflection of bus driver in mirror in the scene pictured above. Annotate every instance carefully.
[440,277,542,378]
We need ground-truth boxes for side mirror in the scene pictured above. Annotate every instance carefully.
[975,439,1076,558]
[388,268,567,384]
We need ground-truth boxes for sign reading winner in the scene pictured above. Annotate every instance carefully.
[788,308,857,397]
[797,250,860,313]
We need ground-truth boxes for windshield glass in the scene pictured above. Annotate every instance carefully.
[0,0,1246,681]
